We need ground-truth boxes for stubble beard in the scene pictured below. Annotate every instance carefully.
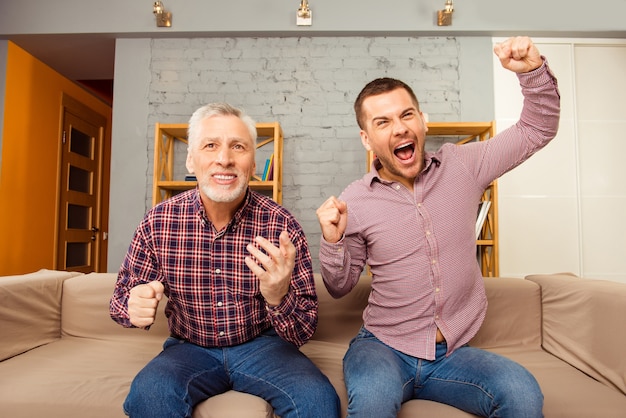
[376,146,424,182]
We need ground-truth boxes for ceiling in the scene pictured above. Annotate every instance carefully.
[5,34,117,104]
[8,34,116,81]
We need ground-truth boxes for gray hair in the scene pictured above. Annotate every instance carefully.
[187,103,257,149]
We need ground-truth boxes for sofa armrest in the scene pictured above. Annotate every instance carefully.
[526,273,626,396]
[0,269,82,361]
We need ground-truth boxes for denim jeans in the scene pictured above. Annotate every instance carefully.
[343,327,543,418]
[124,328,340,418]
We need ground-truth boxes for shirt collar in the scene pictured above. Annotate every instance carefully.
[191,187,252,232]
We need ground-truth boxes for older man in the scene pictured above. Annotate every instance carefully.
[111,103,339,418]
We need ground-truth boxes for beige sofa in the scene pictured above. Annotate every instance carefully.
[1,269,625,418]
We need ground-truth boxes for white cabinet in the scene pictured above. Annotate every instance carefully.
[494,39,626,283]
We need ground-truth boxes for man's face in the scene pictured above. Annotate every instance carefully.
[186,114,256,204]
[359,88,428,190]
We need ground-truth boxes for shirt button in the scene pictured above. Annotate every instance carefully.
[395,185,401,190]
[432,259,437,264]
[426,231,431,235]
[219,331,225,337]
[217,301,223,307]
[215,268,221,274]
[435,287,440,292]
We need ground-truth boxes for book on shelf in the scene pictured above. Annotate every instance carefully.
[475,200,491,239]
[184,174,197,182]
[267,154,274,181]
[261,154,274,181]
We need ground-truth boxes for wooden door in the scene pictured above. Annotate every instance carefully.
[57,96,107,273]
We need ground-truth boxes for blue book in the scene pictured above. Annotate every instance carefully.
[261,158,271,181]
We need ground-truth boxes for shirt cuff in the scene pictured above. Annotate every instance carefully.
[517,56,558,89]
[265,289,296,318]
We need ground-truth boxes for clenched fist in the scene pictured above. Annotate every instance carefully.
[494,36,543,74]
[128,281,164,328]
[316,196,348,244]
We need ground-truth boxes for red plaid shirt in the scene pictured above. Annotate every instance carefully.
[110,188,317,348]
[320,60,561,360]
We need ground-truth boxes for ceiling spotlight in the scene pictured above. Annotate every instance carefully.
[153,1,172,28]
[437,0,454,26]
[297,0,312,26]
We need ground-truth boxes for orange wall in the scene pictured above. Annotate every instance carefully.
[0,42,112,276]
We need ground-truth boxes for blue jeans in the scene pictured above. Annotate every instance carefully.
[124,328,340,418]
[344,327,543,418]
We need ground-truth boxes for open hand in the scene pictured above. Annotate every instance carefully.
[245,230,296,307]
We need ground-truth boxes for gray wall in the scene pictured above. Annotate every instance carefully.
[109,36,494,272]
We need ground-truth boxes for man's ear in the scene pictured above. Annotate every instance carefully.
[359,130,372,151]
[185,150,195,174]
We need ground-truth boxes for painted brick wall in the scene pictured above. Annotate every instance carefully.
[147,36,461,272]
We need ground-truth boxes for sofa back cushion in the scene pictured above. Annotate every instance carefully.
[0,269,82,361]
[61,273,170,341]
[313,275,543,350]
[312,274,371,346]
[470,277,542,349]
[526,273,626,396]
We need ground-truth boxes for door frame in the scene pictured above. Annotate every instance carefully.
[55,94,111,272]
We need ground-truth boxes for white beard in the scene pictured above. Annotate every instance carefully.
[199,176,248,203]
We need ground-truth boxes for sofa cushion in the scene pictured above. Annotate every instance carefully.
[193,391,274,418]
[0,269,82,361]
[490,346,626,418]
[0,335,164,417]
[61,273,170,341]
[470,277,542,349]
[526,273,626,396]
[398,399,478,417]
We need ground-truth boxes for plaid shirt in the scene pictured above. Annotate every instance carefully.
[110,188,317,348]
[320,60,560,360]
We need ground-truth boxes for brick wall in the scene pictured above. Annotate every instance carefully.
[147,36,461,272]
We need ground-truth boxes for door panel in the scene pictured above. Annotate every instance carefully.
[57,109,103,273]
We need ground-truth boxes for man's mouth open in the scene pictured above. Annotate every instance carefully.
[394,142,415,163]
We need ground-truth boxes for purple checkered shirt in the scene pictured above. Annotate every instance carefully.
[110,189,317,348]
